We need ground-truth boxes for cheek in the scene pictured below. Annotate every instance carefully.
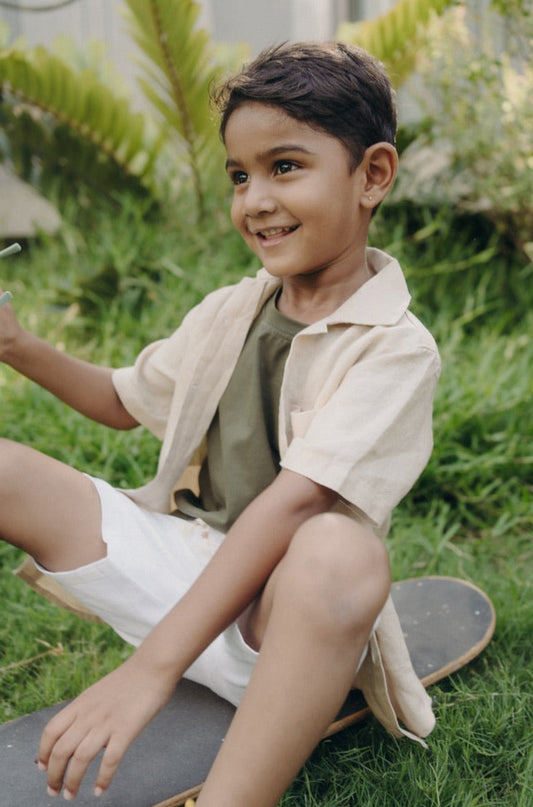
[230,195,243,231]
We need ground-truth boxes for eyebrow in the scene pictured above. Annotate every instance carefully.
[225,144,315,171]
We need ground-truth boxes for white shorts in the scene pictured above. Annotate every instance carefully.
[37,476,373,707]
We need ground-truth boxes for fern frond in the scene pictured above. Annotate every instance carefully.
[122,0,224,218]
[0,45,159,183]
[338,0,457,86]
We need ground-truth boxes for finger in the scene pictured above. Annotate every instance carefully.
[92,736,130,798]
[38,708,77,770]
[43,722,101,798]
[60,727,112,800]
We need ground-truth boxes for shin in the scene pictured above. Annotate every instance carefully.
[197,514,390,807]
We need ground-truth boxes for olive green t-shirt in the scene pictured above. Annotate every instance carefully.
[173,292,303,532]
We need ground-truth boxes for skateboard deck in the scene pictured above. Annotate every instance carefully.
[0,576,495,807]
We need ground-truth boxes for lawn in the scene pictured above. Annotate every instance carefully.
[1,194,531,805]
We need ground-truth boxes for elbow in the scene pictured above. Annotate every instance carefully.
[113,408,140,430]
[273,469,338,521]
[97,398,139,431]
[112,390,139,430]
[116,416,140,431]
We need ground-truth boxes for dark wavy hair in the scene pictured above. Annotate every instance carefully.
[211,41,397,172]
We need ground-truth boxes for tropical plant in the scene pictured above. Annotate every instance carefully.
[338,0,457,85]
[0,43,161,196]
[0,0,469,216]
[0,0,224,216]
[122,0,225,218]
[396,1,533,257]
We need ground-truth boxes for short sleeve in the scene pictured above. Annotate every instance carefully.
[112,296,212,439]
[111,280,254,440]
[112,337,176,439]
[281,325,440,526]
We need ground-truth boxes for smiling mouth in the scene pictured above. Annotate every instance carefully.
[254,225,298,240]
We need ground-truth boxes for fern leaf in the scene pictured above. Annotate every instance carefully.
[122,0,224,218]
[0,45,159,185]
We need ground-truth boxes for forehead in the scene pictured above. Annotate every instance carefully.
[224,101,344,157]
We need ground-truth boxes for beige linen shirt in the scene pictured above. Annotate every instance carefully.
[112,248,439,530]
[17,247,439,743]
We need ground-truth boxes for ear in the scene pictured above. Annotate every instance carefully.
[359,143,398,211]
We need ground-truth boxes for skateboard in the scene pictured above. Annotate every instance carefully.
[0,576,495,807]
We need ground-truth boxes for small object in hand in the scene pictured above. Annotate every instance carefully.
[0,243,20,307]
[0,243,22,259]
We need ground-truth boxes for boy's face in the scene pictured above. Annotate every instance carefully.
[224,102,371,287]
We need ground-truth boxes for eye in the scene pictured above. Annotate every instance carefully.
[230,170,248,186]
[275,160,298,175]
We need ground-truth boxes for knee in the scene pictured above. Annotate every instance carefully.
[0,438,17,482]
[283,514,390,632]
[0,439,36,502]
[0,436,25,474]
[289,512,389,585]
[0,438,19,457]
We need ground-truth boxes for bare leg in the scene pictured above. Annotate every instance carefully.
[0,438,106,571]
[196,513,390,807]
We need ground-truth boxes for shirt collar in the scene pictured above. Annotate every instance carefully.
[256,248,411,331]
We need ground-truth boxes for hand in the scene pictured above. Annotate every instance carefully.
[37,655,177,800]
[0,285,24,363]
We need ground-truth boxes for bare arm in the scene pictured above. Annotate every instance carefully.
[38,469,337,798]
[137,468,338,672]
[0,292,137,430]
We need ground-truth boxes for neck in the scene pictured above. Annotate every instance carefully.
[277,256,373,324]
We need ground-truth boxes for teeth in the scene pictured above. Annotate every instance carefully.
[258,226,292,238]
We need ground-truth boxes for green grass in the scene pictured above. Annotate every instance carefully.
[1,195,531,805]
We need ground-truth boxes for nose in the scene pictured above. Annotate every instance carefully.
[241,176,277,217]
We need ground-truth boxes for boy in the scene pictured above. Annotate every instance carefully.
[0,42,439,805]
